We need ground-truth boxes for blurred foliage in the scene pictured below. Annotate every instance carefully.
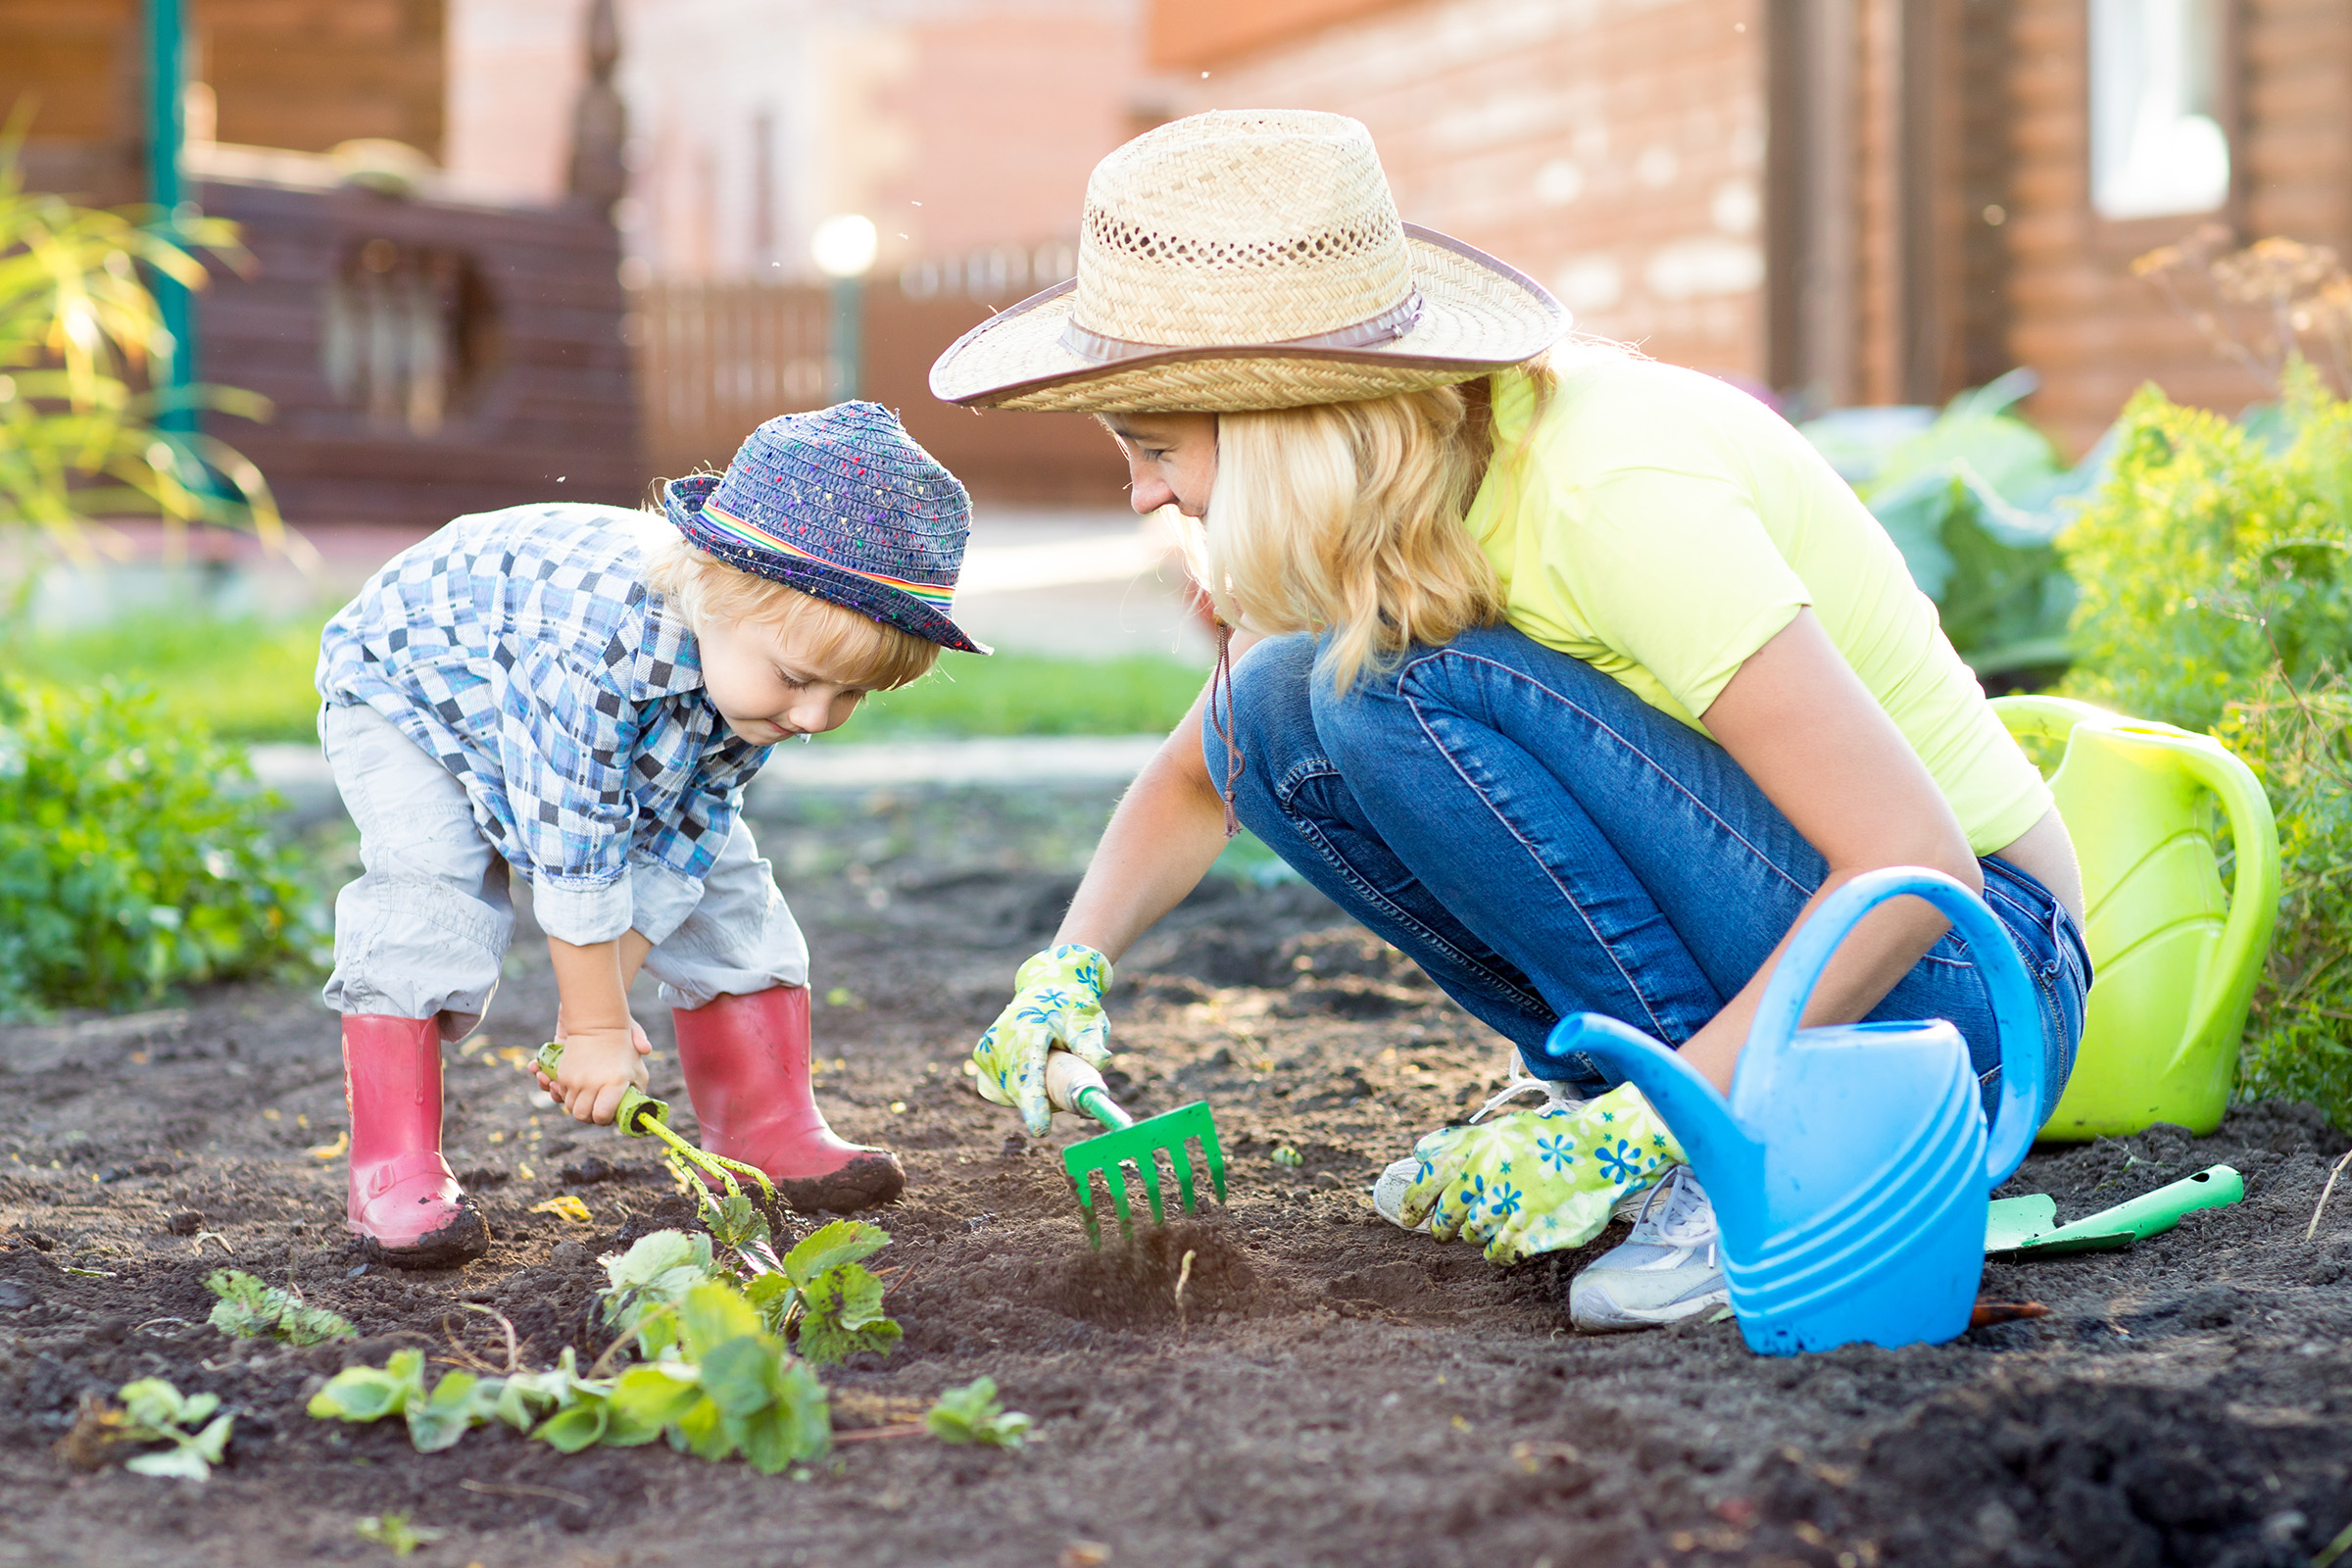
[0,113,299,631]
[0,678,323,1020]
[15,610,328,743]
[2062,369,2352,1125]
[2133,226,2352,398]
[1800,369,2104,679]
[848,650,1205,740]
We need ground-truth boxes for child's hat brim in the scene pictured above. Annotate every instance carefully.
[663,474,992,655]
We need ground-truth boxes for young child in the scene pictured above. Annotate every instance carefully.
[315,402,987,1266]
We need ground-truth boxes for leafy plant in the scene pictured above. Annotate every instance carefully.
[924,1377,1033,1449]
[110,1379,234,1480]
[0,679,323,1020]
[762,1220,902,1367]
[307,1348,506,1453]
[205,1268,356,1347]
[1800,369,2101,679]
[353,1512,445,1558]
[0,110,290,624]
[598,1283,831,1473]
[2061,370,2352,1123]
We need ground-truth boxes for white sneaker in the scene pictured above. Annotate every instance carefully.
[1568,1165,1727,1332]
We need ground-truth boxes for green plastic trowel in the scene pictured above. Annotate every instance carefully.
[1984,1163,2243,1256]
[1046,1051,1226,1248]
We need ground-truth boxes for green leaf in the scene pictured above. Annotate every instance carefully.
[925,1377,1033,1449]
[731,1354,831,1475]
[781,1220,890,1287]
[696,1337,777,1420]
[202,1268,355,1346]
[678,1281,762,1361]
[123,1446,214,1481]
[187,1412,234,1465]
[404,1370,492,1454]
[794,1262,903,1368]
[672,1395,734,1462]
[117,1379,187,1431]
[532,1398,612,1454]
[307,1349,424,1424]
[606,1364,703,1434]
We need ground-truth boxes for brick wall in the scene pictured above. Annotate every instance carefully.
[1156,0,1773,382]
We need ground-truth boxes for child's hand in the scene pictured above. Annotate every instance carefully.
[535,1018,653,1124]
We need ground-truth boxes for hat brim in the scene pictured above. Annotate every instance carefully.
[929,225,1568,414]
[662,476,992,656]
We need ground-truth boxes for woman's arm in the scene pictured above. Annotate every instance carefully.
[1054,632,1261,961]
[1676,609,1981,1093]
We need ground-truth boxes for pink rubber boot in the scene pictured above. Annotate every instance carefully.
[671,987,905,1213]
[343,1015,490,1267]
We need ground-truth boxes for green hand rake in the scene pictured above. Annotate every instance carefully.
[1045,1052,1225,1248]
[533,1042,775,1204]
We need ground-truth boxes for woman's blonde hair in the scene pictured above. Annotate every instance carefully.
[1179,356,1558,691]
[641,529,941,690]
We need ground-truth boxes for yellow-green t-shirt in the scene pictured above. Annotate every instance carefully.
[1465,351,2051,857]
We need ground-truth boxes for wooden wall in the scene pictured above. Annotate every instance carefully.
[636,281,1129,505]
[0,0,445,203]
[197,176,642,527]
[2006,0,2352,455]
[202,0,446,159]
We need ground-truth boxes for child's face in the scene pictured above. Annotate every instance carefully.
[695,612,875,744]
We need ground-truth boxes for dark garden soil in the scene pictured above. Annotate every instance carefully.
[4,784,2350,1568]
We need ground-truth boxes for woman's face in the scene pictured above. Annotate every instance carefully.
[1105,414,1217,518]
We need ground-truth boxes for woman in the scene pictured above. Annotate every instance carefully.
[932,111,2089,1331]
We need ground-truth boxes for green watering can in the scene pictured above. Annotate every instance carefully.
[1992,695,2279,1139]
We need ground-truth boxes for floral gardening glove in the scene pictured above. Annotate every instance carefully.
[972,945,1114,1136]
[1397,1084,1685,1266]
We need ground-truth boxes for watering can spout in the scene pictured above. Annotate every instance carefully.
[1535,1013,1764,1237]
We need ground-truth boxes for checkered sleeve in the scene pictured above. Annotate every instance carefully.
[495,642,644,945]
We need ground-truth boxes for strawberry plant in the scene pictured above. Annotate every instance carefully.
[312,1225,900,1472]
[924,1377,1033,1449]
[353,1513,445,1558]
[205,1268,356,1347]
[107,1379,235,1480]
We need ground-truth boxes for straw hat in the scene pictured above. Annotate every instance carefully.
[929,110,1567,414]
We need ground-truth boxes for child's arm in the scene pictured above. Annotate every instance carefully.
[538,932,655,1124]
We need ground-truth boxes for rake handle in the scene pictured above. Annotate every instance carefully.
[533,1041,668,1137]
[1045,1051,1133,1132]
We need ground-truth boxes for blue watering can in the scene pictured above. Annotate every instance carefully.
[1533,867,2046,1355]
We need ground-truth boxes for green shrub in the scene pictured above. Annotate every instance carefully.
[0,678,322,1019]
[2061,369,2352,1123]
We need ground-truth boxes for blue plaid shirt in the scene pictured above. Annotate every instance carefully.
[317,504,770,945]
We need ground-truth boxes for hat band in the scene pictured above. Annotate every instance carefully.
[694,497,956,609]
[1057,289,1425,367]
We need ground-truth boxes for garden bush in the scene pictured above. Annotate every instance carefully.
[0,678,321,1019]
[2061,368,2352,1124]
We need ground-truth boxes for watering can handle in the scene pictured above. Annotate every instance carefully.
[2153,736,2282,1055]
[1988,693,2117,749]
[1743,866,2047,1184]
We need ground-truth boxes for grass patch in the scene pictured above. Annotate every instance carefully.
[842,651,1206,741]
[12,612,329,745]
[11,612,1208,746]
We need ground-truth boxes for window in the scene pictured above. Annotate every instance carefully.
[2088,0,2231,220]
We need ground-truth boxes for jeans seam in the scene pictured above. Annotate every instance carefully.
[1396,654,1683,1040]
[1274,770,1553,1019]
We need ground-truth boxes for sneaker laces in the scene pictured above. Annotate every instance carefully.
[1627,1166,1717,1259]
[1470,1049,1587,1123]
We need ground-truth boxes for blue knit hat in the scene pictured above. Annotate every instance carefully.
[662,402,989,654]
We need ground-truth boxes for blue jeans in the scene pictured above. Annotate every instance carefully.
[1209,627,2089,1129]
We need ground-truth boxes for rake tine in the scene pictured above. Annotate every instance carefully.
[1170,1140,1200,1215]
[1203,1127,1228,1202]
[1135,1157,1166,1226]
[1106,1167,1136,1239]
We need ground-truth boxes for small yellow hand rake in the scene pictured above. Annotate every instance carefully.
[532,1042,774,1203]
